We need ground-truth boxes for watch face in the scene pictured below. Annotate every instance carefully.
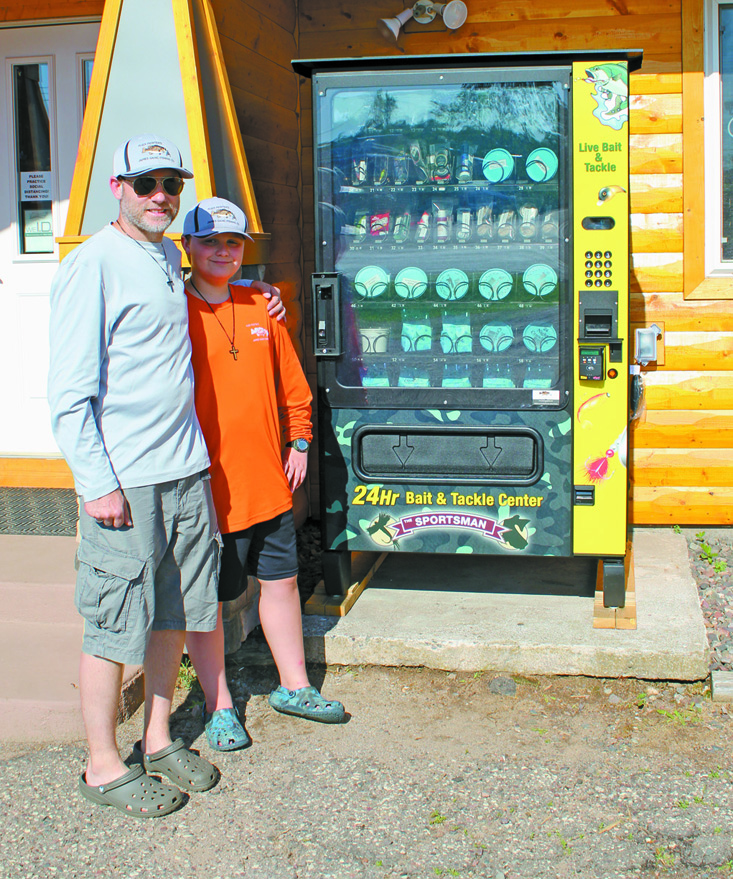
[292,438,309,452]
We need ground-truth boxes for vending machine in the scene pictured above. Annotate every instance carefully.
[293,51,642,603]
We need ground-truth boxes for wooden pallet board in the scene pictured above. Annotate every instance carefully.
[304,552,387,617]
[593,541,637,629]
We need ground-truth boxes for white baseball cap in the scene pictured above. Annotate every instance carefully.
[113,134,193,179]
[183,197,253,239]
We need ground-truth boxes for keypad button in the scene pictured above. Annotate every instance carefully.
[604,260,612,268]
[585,260,594,268]
[604,250,612,258]
[604,270,612,278]
[585,251,593,259]
[594,251,602,258]
[604,280,612,287]
[585,280,594,287]
[585,270,593,278]
[595,280,603,287]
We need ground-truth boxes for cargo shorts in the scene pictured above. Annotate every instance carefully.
[75,470,221,665]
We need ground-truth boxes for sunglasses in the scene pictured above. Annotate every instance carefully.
[120,175,184,197]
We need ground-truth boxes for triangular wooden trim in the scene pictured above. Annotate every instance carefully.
[172,0,214,199]
[63,0,123,237]
[58,0,269,266]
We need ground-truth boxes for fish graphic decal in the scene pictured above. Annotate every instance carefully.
[585,63,629,131]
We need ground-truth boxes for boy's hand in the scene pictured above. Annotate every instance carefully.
[282,447,308,491]
[250,281,286,322]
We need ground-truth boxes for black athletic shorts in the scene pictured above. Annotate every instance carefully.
[218,509,298,602]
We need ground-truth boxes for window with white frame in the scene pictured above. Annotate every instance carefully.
[12,59,55,254]
[705,0,733,273]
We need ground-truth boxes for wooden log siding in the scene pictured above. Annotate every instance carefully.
[628,65,733,525]
[0,0,103,20]
[212,0,302,273]
[296,0,733,525]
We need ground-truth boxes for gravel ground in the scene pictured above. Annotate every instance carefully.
[681,527,733,671]
[0,666,731,879]
[1,526,732,879]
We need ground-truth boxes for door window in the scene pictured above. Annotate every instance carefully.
[13,60,54,254]
[81,56,94,110]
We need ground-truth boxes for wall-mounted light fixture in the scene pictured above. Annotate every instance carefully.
[378,0,468,42]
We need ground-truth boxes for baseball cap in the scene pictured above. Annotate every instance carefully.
[183,197,253,239]
[112,134,193,179]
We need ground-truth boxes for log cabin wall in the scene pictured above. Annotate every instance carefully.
[207,0,305,366]
[0,0,102,19]
[297,0,733,526]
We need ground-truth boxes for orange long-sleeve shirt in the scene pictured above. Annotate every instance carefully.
[186,282,312,534]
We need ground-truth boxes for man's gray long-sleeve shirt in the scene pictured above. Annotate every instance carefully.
[48,223,210,502]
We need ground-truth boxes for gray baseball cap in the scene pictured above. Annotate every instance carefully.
[112,134,193,179]
[183,197,253,239]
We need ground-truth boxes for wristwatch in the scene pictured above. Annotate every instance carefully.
[287,438,310,452]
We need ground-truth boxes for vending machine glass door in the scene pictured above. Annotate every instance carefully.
[313,66,571,412]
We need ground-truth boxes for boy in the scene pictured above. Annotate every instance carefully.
[182,198,345,751]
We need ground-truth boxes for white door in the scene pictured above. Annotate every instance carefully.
[0,21,99,456]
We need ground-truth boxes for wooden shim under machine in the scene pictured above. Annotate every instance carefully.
[593,540,636,629]
[305,552,387,617]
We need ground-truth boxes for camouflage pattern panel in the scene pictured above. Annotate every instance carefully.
[319,405,572,557]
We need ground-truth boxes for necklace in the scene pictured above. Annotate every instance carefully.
[189,279,239,360]
[113,220,175,291]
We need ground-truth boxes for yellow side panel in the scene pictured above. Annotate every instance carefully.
[572,61,630,556]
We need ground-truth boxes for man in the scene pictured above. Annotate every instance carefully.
[48,134,282,817]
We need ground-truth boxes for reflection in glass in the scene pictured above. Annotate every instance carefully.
[317,74,568,403]
[82,58,95,111]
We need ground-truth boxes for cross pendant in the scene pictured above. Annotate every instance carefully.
[230,345,239,361]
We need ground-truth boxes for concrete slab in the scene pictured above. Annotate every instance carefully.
[292,528,709,681]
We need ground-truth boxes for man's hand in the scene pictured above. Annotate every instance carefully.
[282,447,308,492]
[250,280,286,322]
[84,489,132,528]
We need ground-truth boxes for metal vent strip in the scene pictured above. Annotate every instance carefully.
[0,488,78,536]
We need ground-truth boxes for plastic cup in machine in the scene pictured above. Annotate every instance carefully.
[481,148,514,183]
[478,268,513,301]
[354,265,390,299]
[522,263,558,298]
[359,326,390,354]
[394,266,428,300]
[479,321,514,352]
[435,268,470,301]
[525,148,558,182]
[522,323,558,353]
